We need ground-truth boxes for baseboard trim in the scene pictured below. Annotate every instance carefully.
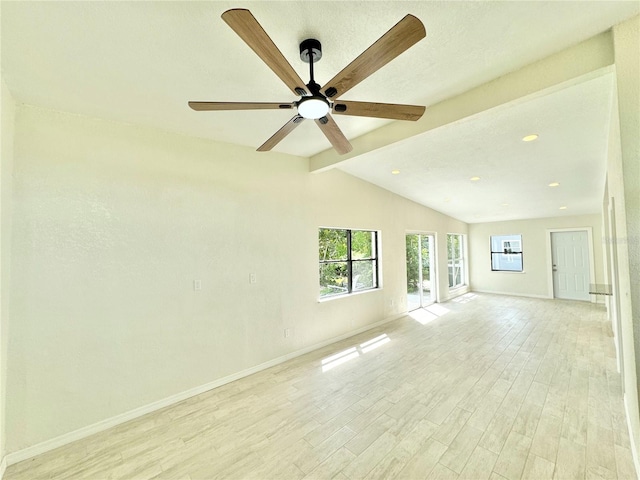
[6,312,405,466]
[0,455,7,480]
[470,289,551,300]
[440,286,471,303]
[624,393,640,479]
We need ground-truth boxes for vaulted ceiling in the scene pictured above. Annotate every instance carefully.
[2,1,638,222]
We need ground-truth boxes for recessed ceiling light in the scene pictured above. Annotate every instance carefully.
[522,134,539,142]
[444,198,451,202]
[470,176,481,181]
[559,206,567,210]
[502,203,509,206]
[548,182,560,187]
[391,169,400,175]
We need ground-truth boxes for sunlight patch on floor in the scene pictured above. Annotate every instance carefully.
[410,303,451,325]
[452,293,478,304]
[321,334,391,372]
[360,334,390,353]
[426,304,450,316]
[409,309,439,325]
[321,347,359,372]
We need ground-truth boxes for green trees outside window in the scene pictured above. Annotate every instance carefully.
[406,235,430,293]
[447,234,465,288]
[406,233,435,311]
[319,228,378,298]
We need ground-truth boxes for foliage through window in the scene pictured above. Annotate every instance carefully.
[319,228,378,298]
[406,234,435,310]
[491,234,523,272]
[447,234,465,288]
[406,235,429,293]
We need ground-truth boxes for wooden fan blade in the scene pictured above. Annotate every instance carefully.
[257,115,305,152]
[332,101,425,121]
[315,115,353,155]
[321,15,425,100]
[222,9,308,96]
[189,102,294,111]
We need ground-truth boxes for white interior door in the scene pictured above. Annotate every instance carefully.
[551,231,591,301]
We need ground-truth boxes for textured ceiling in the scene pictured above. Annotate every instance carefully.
[2,1,638,223]
[339,73,615,223]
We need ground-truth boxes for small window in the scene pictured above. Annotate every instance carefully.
[319,228,379,298]
[491,234,523,272]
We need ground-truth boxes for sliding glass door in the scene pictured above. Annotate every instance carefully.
[406,234,436,310]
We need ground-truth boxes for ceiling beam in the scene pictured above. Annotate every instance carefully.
[310,30,614,173]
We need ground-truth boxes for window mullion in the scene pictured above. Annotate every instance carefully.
[373,232,380,288]
[347,230,353,293]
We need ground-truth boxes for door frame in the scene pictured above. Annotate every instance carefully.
[405,231,439,306]
[545,227,596,303]
[608,199,624,381]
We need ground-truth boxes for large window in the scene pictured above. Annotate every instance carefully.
[447,234,465,288]
[491,234,523,272]
[319,228,378,298]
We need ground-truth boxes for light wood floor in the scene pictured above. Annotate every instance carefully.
[6,294,637,479]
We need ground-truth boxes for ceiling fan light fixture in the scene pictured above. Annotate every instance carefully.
[298,96,330,119]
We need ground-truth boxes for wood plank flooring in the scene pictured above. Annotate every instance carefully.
[6,294,637,479]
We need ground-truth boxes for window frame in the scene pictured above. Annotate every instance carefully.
[490,234,524,272]
[318,228,379,299]
[447,233,466,289]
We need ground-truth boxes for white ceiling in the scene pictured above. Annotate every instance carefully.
[2,1,638,223]
[339,73,615,223]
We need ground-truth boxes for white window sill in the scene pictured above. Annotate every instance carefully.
[491,270,526,274]
[318,287,381,303]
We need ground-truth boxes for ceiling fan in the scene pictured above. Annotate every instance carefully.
[189,9,426,155]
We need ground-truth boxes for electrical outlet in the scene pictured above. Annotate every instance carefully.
[250,273,257,284]
[284,328,292,338]
[193,280,202,291]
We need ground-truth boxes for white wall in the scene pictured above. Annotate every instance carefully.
[468,215,604,299]
[1,78,16,470]
[610,14,640,467]
[6,104,467,453]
